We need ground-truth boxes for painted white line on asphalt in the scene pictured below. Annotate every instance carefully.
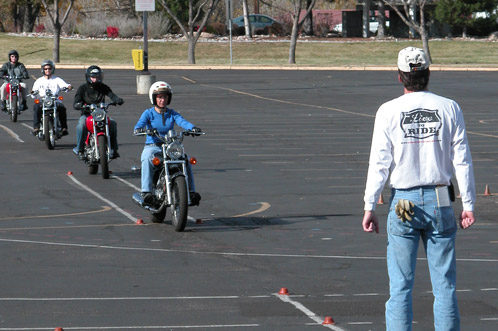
[1,237,497,263]
[481,317,498,321]
[0,124,23,142]
[0,295,240,301]
[0,324,259,330]
[112,174,140,191]
[274,293,346,330]
[347,322,373,325]
[66,174,137,223]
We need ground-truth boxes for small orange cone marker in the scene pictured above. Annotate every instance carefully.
[136,219,144,225]
[377,194,385,204]
[322,316,335,325]
[67,171,73,175]
[278,287,289,295]
[484,185,492,196]
[54,328,64,331]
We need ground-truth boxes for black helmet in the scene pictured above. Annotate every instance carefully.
[41,59,55,75]
[8,50,19,60]
[85,65,103,84]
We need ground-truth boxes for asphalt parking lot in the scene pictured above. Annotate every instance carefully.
[0,69,496,330]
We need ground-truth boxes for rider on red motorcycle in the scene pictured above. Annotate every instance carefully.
[0,50,29,112]
[134,81,202,205]
[73,65,124,160]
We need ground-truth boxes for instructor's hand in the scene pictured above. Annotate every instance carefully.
[459,210,475,229]
[362,210,379,234]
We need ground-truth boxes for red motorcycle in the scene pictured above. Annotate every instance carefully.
[3,75,24,122]
[79,102,116,179]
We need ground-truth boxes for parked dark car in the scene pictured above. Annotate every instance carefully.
[232,14,279,31]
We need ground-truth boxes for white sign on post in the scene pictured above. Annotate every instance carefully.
[135,0,155,11]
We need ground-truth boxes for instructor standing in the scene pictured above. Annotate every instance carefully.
[362,47,476,331]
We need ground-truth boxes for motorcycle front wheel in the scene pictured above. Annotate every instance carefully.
[43,115,55,150]
[10,95,17,122]
[170,176,188,232]
[98,135,109,179]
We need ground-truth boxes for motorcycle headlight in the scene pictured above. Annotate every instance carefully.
[43,98,53,107]
[166,142,184,160]
[93,109,106,122]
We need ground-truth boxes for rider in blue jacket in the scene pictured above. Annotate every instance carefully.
[134,81,202,205]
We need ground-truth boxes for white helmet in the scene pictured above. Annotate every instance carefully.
[149,81,172,106]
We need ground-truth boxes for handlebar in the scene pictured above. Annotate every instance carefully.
[133,128,205,137]
[79,102,116,111]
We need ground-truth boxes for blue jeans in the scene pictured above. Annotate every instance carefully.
[75,115,118,152]
[386,186,459,331]
[140,145,195,193]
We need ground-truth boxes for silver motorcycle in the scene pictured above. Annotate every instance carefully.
[132,128,203,231]
[31,87,68,150]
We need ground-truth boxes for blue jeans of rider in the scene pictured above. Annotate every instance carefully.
[75,115,118,152]
[386,186,459,331]
[140,145,195,194]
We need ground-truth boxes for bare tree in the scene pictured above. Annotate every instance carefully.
[158,0,220,64]
[382,0,432,62]
[289,0,316,64]
[40,0,75,63]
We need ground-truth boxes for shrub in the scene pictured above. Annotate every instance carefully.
[268,22,284,36]
[147,13,172,39]
[209,22,226,36]
[106,16,141,38]
[76,15,107,37]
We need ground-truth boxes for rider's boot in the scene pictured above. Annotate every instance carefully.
[189,192,201,206]
[0,100,6,113]
[21,99,28,111]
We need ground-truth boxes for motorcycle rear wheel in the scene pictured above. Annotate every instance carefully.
[171,176,188,232]
[98,135,109,179]
[43,116,55,150]
[10,95,17,122]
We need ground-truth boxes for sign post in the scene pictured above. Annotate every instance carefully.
[134,0,156,94]
[226,0,233,64]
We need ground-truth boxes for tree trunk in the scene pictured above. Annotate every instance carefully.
[289,14,300,64]
[188,35,196,64]
[242,0,252,38]
[26,3,42,32]
[377,1,386,38]
[53,26,61,62]
[303,0,313,36]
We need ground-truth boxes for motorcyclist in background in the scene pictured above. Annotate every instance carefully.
[0,50,29,112]
[31,59,72,135]
[73,65,124,160]
[133,81,202,206]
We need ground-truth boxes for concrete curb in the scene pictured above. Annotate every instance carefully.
[25,64,498,71]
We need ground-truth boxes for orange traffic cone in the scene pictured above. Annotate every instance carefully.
[323,316,335,325]
[484,185,492,196]
[278,287,289,295]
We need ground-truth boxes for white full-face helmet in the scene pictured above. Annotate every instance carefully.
[149,81,172,106]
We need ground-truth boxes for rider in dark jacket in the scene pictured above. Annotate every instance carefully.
[1,50,29,112]
[72,65,124,160]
